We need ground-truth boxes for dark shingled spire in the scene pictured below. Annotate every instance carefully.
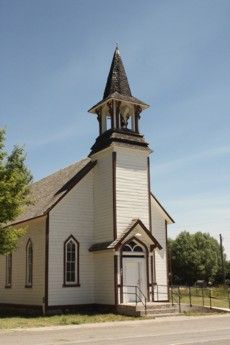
[103,47,132,99]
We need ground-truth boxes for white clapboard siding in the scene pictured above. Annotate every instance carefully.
[48,170,95,306]
[92,150,113,243]
[116,146,149,236]
[0,217,46,306]
[151,196,168,301]
[94,251,114,304]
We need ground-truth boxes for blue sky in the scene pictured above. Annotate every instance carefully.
[1,0,230,257]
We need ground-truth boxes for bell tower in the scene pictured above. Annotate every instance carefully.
[89,47,152,244]
[88,47,150,155]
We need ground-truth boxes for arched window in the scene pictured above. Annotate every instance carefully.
[63,235,79,287]
[123,240,143,253]
[5,254,12,288]
[25,239,33,287]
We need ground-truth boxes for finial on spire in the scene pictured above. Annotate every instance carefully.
[115,42,120,53]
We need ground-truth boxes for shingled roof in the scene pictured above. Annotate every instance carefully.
[103,47,132,99]
[10,158,96,226]
[88,48,149,113]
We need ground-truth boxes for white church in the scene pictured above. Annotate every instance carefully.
[0,48,174,315]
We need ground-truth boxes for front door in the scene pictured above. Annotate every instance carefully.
[123,257,147,303]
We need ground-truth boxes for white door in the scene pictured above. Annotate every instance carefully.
[123,257,147,303]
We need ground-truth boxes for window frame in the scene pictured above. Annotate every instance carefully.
[5,253,12,288]
[25,239,33,288]
[63,235,80,287]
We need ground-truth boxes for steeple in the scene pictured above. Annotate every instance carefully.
[103,47,132,99]
[88,47,150,155]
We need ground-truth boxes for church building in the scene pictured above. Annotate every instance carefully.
[0,48,174,315]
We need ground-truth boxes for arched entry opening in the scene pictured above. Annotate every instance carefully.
[121,238,149,303]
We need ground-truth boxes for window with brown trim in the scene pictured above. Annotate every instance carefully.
[63,235,80,287]
[5,254,12,288]
[25,239,33,287]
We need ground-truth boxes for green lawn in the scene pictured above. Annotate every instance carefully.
[0,312,138,329]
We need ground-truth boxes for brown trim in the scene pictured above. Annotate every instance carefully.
[0,303,42,310]
[46,303,116,312]
[44,214,49,313]
[150,192,175,223]
[63,234,80,287]
[47,161,97,213]
[112,151,117,240]
[25,238,33,288]
[165,220,169,299]
[147,157,152,233]
[114,219,162,250]
[114,255,118,306]
[150,255,154,302]
[6,214,45,228]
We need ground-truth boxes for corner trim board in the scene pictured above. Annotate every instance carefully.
[44,214,49,313]
[112,151,117,240]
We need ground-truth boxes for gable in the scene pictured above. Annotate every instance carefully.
[151,193,174,224]
[8,158,96,226]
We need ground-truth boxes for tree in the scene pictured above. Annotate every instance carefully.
[0,129,32,255]
[168,231,223,285]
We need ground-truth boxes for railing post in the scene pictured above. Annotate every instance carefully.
[189,286,192,307]
[135,286,137,306]
[157,284,159,301]
[202,287,204,307]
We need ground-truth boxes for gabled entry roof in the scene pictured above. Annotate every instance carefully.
[89,218,162,252]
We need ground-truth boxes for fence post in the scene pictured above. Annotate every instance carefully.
[171,286,174,306]
[209,288,212,309]
[202,287,204,307]
[228,289,230,310]
[178,286,181,313]
[157,284,159,301]
[189,286,192,307]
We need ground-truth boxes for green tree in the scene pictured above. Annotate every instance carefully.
[169,231,222,285]
[0,129,32,254]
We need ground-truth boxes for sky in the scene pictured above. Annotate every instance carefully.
[0,0,230,258]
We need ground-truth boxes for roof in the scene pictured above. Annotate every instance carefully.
[88,49,149,113]
[103,47,132,99]
[9,158,96,226]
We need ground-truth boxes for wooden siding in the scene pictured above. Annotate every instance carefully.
[48,171,95,306]
[0,217,46,306]
[116,147,149,236]
[151,196,168,300]
[94,251,115,305]
[92,150,113,242]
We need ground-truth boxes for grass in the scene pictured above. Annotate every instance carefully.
[0,311,138,329]
[171,286,230,309]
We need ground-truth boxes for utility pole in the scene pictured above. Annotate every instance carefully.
[219,234,225,283]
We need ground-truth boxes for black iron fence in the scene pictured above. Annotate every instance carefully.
[170,285,230,311]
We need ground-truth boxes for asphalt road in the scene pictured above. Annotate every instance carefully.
[0,314,230,345]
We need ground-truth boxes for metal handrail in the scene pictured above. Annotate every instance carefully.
[122,285,147,314]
